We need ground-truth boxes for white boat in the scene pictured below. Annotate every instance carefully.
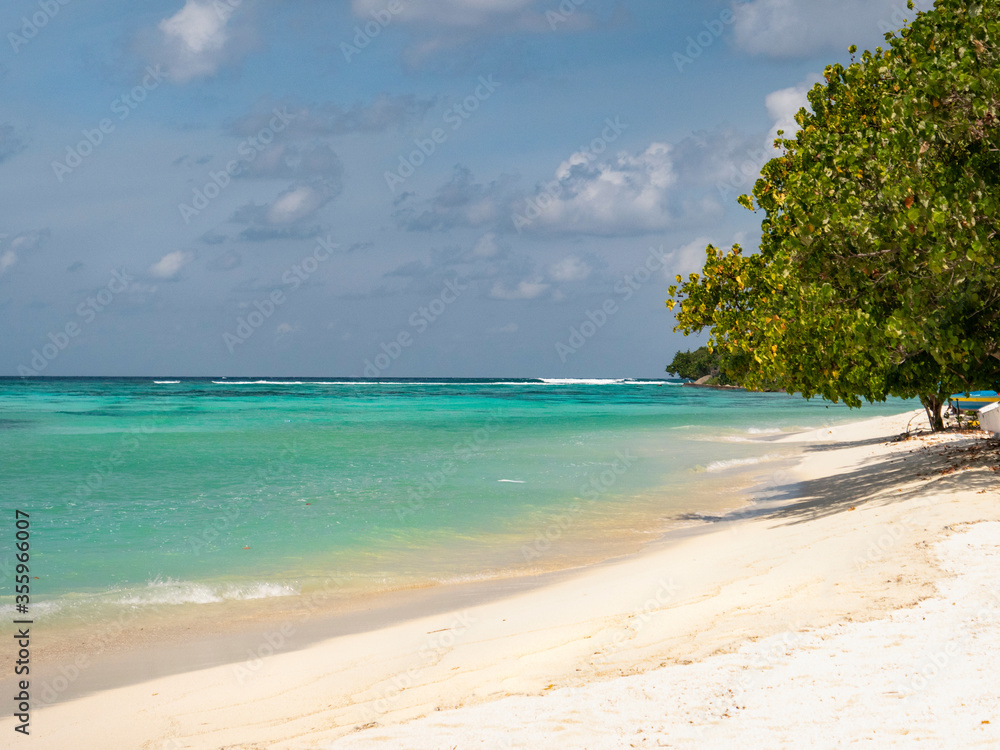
[979,402,1000,436]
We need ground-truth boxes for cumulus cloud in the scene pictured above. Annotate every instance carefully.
[204,102,350,243]
[227,147,342,239]
[266,185,329,224]
[766,75,824,137]
[0,229,50,276]
[731,0,934,59]
[363,236,529,301]
[152,0,256,82]
[366,233,605,305]
[274,322,298,343]
[148,250,194,279]
[237,142,343,181]
[671,128,763,184]
[401,141,709,237]
[548,256,591,282]
[658,76,823,211]
[0,250,16,275]
[7,230,50,254]
[404,79,825,241]
[665,237,715,281]
[395,166,518,232]
[230,179,339,239]
[516,143,675,236]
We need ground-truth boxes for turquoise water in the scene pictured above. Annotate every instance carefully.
[0,377,913,621]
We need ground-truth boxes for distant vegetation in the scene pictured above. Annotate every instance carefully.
[666,347,732,385]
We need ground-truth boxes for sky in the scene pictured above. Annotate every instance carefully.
[0,0,933,378]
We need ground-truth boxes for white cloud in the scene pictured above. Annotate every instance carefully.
[265,185,328,224]
[157,0,242,82]
[765,74,823,141]
[238,143,343,181]
[148,250,194,279]
[548,256,591,282]
[489,279,550,300]
[0,250,17,275]
[523,143,675,235]
[6,229,49,254]
[229,181,339,241]
[0,229,50,277]
[665,237,714,281]
[669,77,821,207]
[732,0,933,59]
[274,322,298,342]
[395,167,516,232]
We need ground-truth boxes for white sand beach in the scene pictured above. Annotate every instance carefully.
[5,409,999,749]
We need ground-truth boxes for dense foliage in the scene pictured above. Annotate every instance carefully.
[665,347,728,382]
[668,0,1000,430]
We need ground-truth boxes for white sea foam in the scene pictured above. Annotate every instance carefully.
[209,379,676,386]
[704,454,780,472]
[499,380,674,385]
[212,380,306,385]
[114,579,298,607]
[498,479,526,483]
[712,427,786,443]
[153,380,180,384]
[539,378,629,385]
[20,580,299,619]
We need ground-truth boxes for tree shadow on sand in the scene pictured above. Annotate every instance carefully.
[674,433,1000,527]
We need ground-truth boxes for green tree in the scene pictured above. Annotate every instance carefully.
[668,0,1000,431]
[666,346,726,381]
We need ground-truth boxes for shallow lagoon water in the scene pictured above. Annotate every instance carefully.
[0,377,913,622]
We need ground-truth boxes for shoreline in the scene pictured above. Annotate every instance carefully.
[9,462,778,705]
[5,408,998,747]
[8,421,808,698]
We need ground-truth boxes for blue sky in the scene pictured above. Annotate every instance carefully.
[0,0,931,377]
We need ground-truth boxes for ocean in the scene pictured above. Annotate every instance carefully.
[1,377,913,626]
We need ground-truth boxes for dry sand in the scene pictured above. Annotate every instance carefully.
[4,409,998,749]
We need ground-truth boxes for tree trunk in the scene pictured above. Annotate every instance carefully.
[920,394,946,432]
